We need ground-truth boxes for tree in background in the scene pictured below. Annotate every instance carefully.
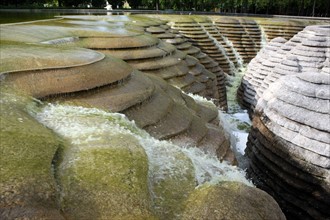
[92,0,105,7]
[0,0,329,16]
[123,0,131,8]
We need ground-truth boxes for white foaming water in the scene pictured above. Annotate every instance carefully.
[223,67,251,168]
[181,147,250,185]
[199,23,236,72]
[34,103,253,187]
[218,109,251,168]
[41,37,79,45]
[186,92,216,108]
[186,84,251,169]
[260,25,268,48]
[187,66,251,168]
[227,67,247,112]
[222,35,244,68]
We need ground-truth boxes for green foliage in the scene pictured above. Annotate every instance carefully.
[61,0,84,7]
[123,0,131,8]
[91,0,104,7]
[0,0,329,16]
[138,0,329,16]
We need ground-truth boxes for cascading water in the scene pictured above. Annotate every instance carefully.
[34,103,252,186]
[222,35,244,68]
[180,11,251,163]
[259,25,268,48]
[33,103,253,217]
[199,23,236,72]
[41,37,79,45]
[187,73,251,170]
[223,66,251,169]
[217,33,251,162]
[208,24,257,167]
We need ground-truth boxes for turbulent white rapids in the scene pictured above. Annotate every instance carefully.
[221,67,251,168]
[177,91,251,182]
[34,103,253,188]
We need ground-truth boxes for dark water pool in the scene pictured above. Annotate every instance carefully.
[0,10,62,24]
[0,9,122,24]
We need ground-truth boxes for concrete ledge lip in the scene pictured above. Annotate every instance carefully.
[0,45,105,75]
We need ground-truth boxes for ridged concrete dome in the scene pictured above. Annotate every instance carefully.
[238,25,330,114]
[237,37,287,111]
[245,25,330,219]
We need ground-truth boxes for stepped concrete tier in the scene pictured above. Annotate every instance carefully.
[0,88,64,219]
[181,181,286,220]
[0,41,236,219]
[129,15,228,103]
[93,36,219,104]
[238,25,330,114]
[166,16,236,76]
[213,17,262,63]
[0,45,119,99]
[196,21,241,68]
[237,37,287,112]
[0,40,235,165]
[257,19,306,41]
[245,26,330,219]
[49,67,235,163]
[1,16,224,109]
[142,20,228,110]
[0,14,295,220]
[55,15,227,109]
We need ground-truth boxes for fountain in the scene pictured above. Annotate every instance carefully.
[104,1,113,10]
[1,13,327,220]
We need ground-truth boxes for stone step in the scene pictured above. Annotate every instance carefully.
[100,41,176,60]
[167,73,196,90]
[144,101,193,140]
[49,70,155,112]
[128,50,186,70]
[171,115,209,147]
[247,142,329,220]
[4,54,132,99]
[123,85,173,128]
[146,60,189,79]
[79,34,159,49]
[199,123,233,162]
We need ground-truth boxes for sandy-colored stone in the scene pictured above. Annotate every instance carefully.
[0,89,64,220]
[181,181,286,220]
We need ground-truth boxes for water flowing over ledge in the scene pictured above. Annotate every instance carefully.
[2,14,326,219]
[34,103,253,187]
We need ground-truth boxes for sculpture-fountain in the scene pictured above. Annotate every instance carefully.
[1,13,327,220]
